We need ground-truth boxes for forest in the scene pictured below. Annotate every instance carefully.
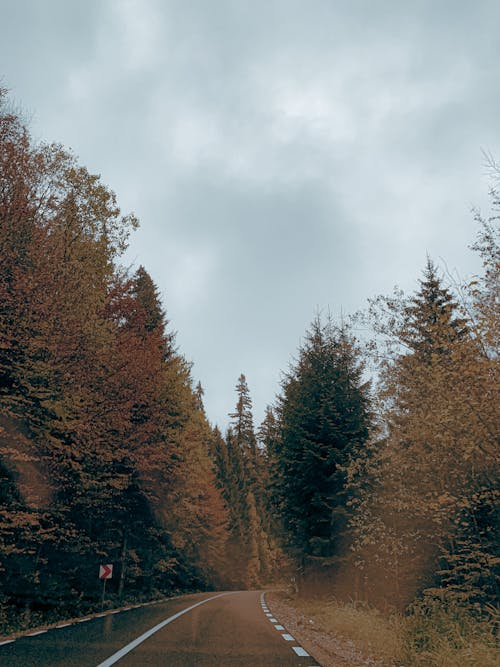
[0,89,498,662]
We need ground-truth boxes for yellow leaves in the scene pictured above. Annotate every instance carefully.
[153,558,179,574]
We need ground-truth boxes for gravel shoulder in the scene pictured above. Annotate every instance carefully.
[265,591,387,667]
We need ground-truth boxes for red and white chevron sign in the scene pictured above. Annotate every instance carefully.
[99,564,113,580]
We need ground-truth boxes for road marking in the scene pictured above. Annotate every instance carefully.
[26,630,47,636]
[0,639,15,646]
[56,623,71,628]
[275,624,285,630]
[292,646,310,656]
[97,592,230,667]
[77,618,90,623]
[282,633,295,641]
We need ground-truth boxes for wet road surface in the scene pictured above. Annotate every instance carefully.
[0,590,321,666]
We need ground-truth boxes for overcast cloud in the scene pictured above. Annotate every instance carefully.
[2,0,499,428]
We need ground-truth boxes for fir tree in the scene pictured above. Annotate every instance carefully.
[352,257,498,608]
[132,265,175,358]
[275,317,372,588]
[400,257,467,360]
[229,374,257,458]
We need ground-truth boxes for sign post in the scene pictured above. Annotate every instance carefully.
[99,564,113,610]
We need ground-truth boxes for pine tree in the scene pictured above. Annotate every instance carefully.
[227,375,257,533]
[275,317,372,590]
[132,266,175,358]
[229,374,257,458]
[400,257,467,360]
[352,256,498,608]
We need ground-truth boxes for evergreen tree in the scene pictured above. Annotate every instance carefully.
[229,374,257,458]
[351,257,498,608]
[400,257,467,360]
[132,266,175,358]
[275,317,372,589]
[0,91,231,626]
[227,374,257,530]
[256,406,280,537]
[217,374,275,587]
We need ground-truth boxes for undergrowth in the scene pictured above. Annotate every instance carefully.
[401,597,498,667]
[286,594,498,666]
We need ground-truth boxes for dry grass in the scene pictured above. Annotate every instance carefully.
[290,596,402,665]
[401,598,499,667]
[283,594,499,667]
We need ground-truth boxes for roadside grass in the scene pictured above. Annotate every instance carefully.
[285,594,499,667]
[401,598,499,667]
[289,595,402,665]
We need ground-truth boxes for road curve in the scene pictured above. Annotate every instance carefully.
[0,590,321,666]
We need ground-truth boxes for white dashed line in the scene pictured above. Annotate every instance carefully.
[259,593,315,664]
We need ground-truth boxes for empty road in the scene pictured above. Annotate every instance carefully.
[0,590,321,666]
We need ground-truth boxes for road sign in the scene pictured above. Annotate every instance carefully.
[99,564,113,580]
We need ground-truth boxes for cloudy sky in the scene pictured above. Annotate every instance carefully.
[2,0,499,429]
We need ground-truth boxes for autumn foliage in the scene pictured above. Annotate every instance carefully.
[0,86,497,644]
[0,90,230,630]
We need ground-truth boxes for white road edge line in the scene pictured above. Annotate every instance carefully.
[0,639,15,646]
[96,592,230,667]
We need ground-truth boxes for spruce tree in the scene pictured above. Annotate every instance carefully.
[400,257,467,360]
[132,265,175,358]
[352,257,497,608]
[275,317,371,587]
[229,374,257,458]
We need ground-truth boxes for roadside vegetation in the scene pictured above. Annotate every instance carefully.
[278,592,498,666]
[1,86,498,659]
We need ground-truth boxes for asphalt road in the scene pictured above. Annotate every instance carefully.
[0,590,321,666]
